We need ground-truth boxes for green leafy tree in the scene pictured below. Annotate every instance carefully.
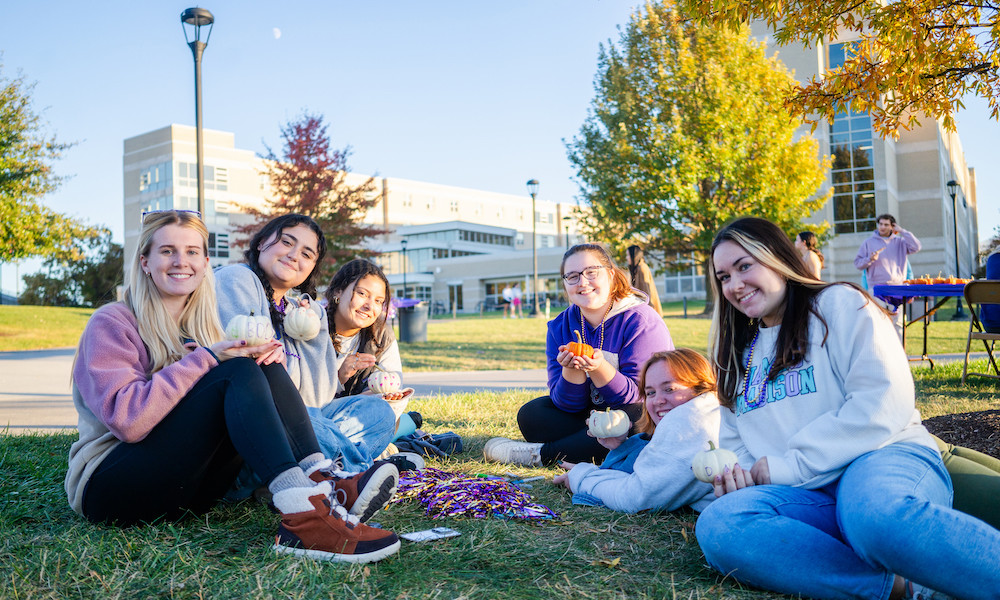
[677,0,1000,136]
[235,112,387,280]
[1,64,98,262]
[567,0,831,306]
[18,228,123,307]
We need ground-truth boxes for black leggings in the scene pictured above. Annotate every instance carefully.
[82,359,320,525]
[517,395,645,465]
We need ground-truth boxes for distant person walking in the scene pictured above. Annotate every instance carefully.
[854,213,921,337]
[511,283,523,318]
[794,232,824,280]
[626,245,662,317]
[500,284,514,319]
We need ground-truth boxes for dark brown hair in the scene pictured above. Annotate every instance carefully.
[244,214,327,329]
[325,258,392,354]
[797,231,825,267]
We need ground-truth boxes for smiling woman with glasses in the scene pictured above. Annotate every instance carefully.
[484,242,674,468]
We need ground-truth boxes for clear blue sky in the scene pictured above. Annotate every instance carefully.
[1,1,997,295]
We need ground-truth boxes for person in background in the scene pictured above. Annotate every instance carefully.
[484,243,673,467]
[697,216,998,600]
[626,245,662,317]
[66,210,400,564]
[500,283,514,318]
[511,282,523,318]
[794,231,824,280]
[854,213,921,337]
[553,348,720,514]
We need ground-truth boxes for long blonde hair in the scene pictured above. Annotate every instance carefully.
[124,211,224,373]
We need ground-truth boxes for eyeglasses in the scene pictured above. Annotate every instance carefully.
[141,209,202,223]
[562,265,606,285]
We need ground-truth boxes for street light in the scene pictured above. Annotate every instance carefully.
[527,179,541,317]
[563,215,572,250]
[400,239,408,299]
[181,7,214,216]
[947,179,967,319]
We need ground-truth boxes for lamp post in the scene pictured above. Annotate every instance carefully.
[527,179,542,317]
[401,239,408,299]
[181,7,214,216]
[563,215,572,250]
[947,179,966,319]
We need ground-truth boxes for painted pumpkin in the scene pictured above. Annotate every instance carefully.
[368,370,401,394]
[588,408,630,438]
[283,305,321,341]
[691,441,738,483]
[225,312,275,346]
[567,329,595,358]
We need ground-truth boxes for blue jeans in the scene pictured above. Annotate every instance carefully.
[308,393,396,473]
[696,443,1000,599]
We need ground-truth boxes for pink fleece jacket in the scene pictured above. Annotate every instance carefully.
[65,302,218,515]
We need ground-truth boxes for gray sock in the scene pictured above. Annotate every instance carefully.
[268,466,316,495]
[298,452,326,472]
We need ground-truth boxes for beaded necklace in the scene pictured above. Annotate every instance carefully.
[741,321,767,405]
[579,301,614,352]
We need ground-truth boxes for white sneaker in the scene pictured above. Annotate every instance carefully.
[904,580,954,600]
[483,437,543,467]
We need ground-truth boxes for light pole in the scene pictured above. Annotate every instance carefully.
[181,7,214,216]
[947,179,966,319]
[527,179,542,316]
[401,239,408,299]
[563,215,572,250]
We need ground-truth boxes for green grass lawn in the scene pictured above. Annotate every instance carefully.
[4,362,996,600]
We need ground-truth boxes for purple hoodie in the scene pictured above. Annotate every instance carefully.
[853,228,921,287]
[546,294,673,412]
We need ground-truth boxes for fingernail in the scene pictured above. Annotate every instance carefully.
[241,340,247,346]
[724,466,730,474]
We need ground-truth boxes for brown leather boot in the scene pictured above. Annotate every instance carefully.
[306,460,399,523]
[272,481,400,564]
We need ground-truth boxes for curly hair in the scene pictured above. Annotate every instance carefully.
[324,258,392,354]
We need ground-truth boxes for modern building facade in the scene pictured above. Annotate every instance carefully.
[123,125,583,313]
[750,26,979,286]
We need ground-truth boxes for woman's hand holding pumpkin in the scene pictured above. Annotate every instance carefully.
[210,339,283,363]
[712,457,768,497]
[339,352,377,384]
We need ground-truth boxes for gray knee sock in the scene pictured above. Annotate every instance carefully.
[298,452,326,472]
[268,466,316,495]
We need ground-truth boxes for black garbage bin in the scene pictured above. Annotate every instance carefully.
[398,302,428,343]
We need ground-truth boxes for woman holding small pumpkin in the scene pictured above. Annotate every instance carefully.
[554,349,721,514]
[215,215,398,474]
[66,210,401,563]
[696,217,999,600]
[484,243,673,467]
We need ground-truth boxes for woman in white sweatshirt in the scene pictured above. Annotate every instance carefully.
[697,217,999,600]
[553,348,720,514]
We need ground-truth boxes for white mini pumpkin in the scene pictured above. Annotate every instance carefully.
[225,312,275,346]
[691,441,738,483]
[588,408,630,438]
[283,305,321,341]
[368,370,401,394]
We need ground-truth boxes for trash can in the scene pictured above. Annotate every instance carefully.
[398,301,429,343]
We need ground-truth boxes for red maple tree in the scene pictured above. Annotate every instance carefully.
[234,112,387,279]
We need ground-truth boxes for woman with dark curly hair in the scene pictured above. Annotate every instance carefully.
[215,214,400,478]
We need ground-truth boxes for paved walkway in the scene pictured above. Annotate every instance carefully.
[1,348,987,434]
[0,348,547,434]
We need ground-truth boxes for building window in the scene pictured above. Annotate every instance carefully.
[829,43,876,235]
[208,232,229,258]
[139,161,171,193]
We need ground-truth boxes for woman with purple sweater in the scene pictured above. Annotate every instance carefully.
[484,243,673,466]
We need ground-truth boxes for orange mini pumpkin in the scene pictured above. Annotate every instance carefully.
[567,329,595,358]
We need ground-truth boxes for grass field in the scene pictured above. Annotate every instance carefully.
[3,362,997,600]
[2,302,980,371]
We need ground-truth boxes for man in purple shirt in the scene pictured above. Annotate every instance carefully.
[854,213,922,338]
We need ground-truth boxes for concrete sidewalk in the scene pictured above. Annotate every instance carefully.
[0,348,547,434]
[1,347,988,434]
